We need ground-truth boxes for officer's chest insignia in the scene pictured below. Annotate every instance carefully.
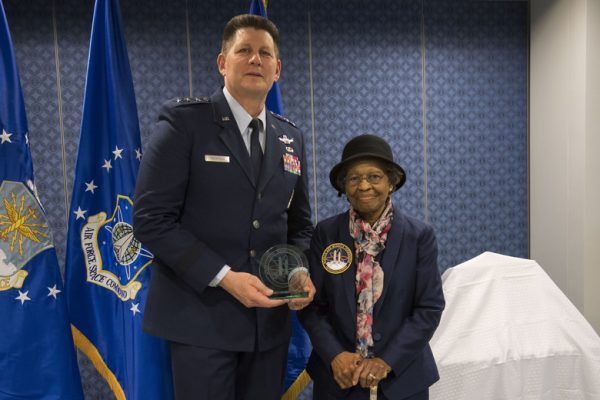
[321,243,353,274]
[222,116,230,122]
[278,135,294,145]
[282,153,301,175]
[285,146,294,153]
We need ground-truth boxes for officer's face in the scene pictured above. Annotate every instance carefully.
[344,159,393,225]
[217,28,281,103]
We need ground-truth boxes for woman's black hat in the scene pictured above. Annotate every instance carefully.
[329,134,406,194]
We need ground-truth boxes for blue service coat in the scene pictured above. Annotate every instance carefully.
[299,206,444,399]
[133,89,313,352]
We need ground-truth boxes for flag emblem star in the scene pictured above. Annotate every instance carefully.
[15,290,31,304]
[112,146,124,159]
[130,302,140,315]
[135,148,142,160]
[0,129,12,144]
[47,285,61,299]
[102,159,113,172]
[74,206,87,220]
[85,180,98,194]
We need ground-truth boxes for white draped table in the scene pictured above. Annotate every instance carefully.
[430,252,600,400]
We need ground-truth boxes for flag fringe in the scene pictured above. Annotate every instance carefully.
[71,324,126,400]
[281,370,311,400]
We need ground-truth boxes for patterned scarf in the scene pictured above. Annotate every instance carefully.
[349,200,393,358]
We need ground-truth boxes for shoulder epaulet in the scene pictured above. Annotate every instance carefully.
[172,96,210,107]
[270,111,297,128]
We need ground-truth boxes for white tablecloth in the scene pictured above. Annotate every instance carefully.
[430,252,600,399]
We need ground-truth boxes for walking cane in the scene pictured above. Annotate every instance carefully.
[370,384,378,400]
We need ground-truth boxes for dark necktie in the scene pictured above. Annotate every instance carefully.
[249,118,262,181]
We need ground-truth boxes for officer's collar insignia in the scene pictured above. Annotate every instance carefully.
[321,243,352,274]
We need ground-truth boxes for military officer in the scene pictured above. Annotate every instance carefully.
[133,14,314,400]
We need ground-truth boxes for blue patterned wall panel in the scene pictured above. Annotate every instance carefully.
[54,0,94,271]
[310,0,424,223]
[424,0,528,270]
[268,0,315,223]
[121,0,189,145]
[188,0,248,97]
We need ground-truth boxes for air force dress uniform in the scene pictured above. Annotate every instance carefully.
[133,89,313,381]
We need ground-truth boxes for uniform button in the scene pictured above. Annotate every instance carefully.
[249,249,256,257]
[257,192,262,200]
[373,333,381,342]
[252,220,260,229]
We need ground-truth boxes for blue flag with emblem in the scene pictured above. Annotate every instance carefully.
[64,0,173,398]
[0,1,84,398]
[248,1,312,398]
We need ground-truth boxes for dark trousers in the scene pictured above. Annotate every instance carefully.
[169,341,288,400]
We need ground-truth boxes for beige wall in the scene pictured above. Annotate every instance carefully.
[530,0,600,332]
[584,0,600,333]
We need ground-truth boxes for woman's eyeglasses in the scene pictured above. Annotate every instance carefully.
[345,173,385,186]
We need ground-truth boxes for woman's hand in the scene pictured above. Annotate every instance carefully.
[354,357,391,388]
[331,352,363,389]
[288,272,316,310]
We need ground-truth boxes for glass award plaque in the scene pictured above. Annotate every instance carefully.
[259,244,309,300]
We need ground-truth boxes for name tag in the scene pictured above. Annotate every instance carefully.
[204,155,230,163]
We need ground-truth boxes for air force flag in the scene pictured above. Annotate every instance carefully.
[0,1,83,398]
[64,0,173,398]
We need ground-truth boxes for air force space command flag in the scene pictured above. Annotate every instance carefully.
[64,0,173,398]
[0,1,83,398]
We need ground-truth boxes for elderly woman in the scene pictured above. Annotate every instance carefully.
[299,134,445,400]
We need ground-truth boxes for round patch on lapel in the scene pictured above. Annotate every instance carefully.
[321,243,353,274]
